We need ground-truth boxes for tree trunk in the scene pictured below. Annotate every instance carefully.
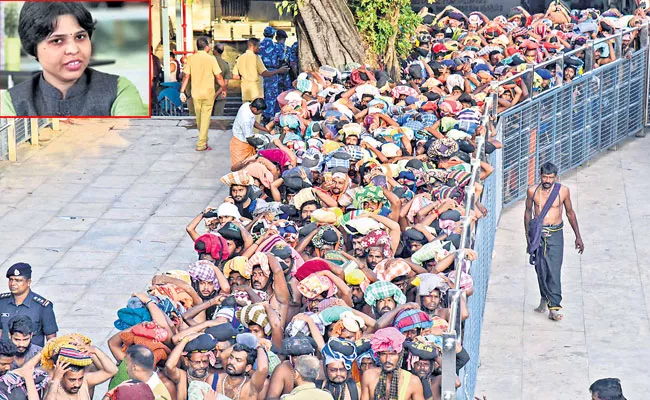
[383,8,401,82]
[295,0,367,72]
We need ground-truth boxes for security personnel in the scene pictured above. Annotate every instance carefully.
[0,263,57,347]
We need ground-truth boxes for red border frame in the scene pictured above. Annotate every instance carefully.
[0,0,153,119]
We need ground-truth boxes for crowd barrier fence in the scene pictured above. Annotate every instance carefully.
[451,27,650,400]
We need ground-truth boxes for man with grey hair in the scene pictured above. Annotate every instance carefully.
[282,355,334,400]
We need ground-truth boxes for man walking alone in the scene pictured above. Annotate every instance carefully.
[525,162,584,322]
[179,37,226,151]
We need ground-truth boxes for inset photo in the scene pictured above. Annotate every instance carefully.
[0,1,150,117]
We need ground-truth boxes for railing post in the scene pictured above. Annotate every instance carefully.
[7,121,16,162]
[524,66,534,100]
[442,332,458,400]
[614,34,622,61]
[584,40,594,73]
[30,119,39,147]
[52,118,60,131]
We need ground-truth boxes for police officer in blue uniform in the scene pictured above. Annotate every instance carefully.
[0,263,57,347]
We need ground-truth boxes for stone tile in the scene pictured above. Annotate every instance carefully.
[101,207,153,220]
[34,284,88,303]
[73,187,126,203]
[0,247,64,272]
[134,171,186,185]
[39,268,103,285]
[0,209,57,232]
[153,201,209,217]
[103,254,168,275]
[41,216,98,231]
[90,175,139,189]
[72,220,142,252]
[21,230,86,251]
[51,251,118,270]
[58,202,112,218]
[119,239,178,256]
[119,183,176,199]
[88,273,150,294]
[166,188,217,204]
[133,223,187,242]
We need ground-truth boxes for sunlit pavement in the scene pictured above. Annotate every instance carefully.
[476,134,650,399]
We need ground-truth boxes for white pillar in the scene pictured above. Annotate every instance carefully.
[187,1,194,52]
[177,0,184,52]
[151,0,161,55]
[161,0,171,82]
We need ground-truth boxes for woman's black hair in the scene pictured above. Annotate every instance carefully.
[19,2,96,59]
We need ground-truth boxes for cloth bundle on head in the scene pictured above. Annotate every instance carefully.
[373,258,411,282]
[188,260,218,286]
[295,259,330,281]
[131,321,169,342]
[188,381,211,400]
[322,338,358,370]
[281,335,318,356]
[243,163,274,189]
[293,188,318,210]
[427,137,460,159]
[364,281,406,308]
[41,334,92,370]
[312,226,344,250]
[370,327,405,354]
[319,65,340,80]
[344,269,366,286]
[106,380,155,400]
[119,331,171,366]
[280,114,301,130]
[194,233,230,261]
[343,217,382,236]
[354,186,387,210]
[446,269,474,292]
[236,304,272,336]
[411,240,455,265]
[417,273,448,296]
[244,253,270,278]
[339,311,365,333]
[220,170,253,187]
[394,309,433,333]
[359,229,393,259]
[217,202,241,220]
[297,275,336,299]
[311,208,339,225]
[286,312,326,337]
[223,256,250,279]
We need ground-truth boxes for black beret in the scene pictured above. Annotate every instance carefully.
[218,222,243,241]
[405,229,426,243]
[439,209,461,222]
[205,323,236,342]
[185,333,217,353]
[7,263,31,279]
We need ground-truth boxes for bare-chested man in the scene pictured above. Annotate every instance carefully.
[360,327,424,400]
[524,162,583,322]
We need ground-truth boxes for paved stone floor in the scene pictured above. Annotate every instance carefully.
[476,135,650,399]
[0,118,233,397]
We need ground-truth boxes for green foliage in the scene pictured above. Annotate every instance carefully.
[276,0,300,17]
[352,0,422,59]
[4,2,19,37]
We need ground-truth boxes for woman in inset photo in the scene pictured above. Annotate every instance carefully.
[1,2,148,117]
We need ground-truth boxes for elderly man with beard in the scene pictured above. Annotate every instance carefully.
[164,332,217,399]
[360,327,424,400]
[318,338,360,400]
[7,316,41,369]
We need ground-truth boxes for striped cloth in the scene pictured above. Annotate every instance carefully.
[394,309,433,333]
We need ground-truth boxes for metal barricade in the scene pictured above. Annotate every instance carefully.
[500,47,647,206]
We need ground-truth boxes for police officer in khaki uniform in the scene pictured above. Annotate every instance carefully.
[233,38,289,103]
[0,263,57,347]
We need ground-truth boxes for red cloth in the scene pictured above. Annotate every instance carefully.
[195,233,230,261]
[106,380,155,400]
[294,259,330,282]
[131,321,168,342]
[258,149,292,170]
